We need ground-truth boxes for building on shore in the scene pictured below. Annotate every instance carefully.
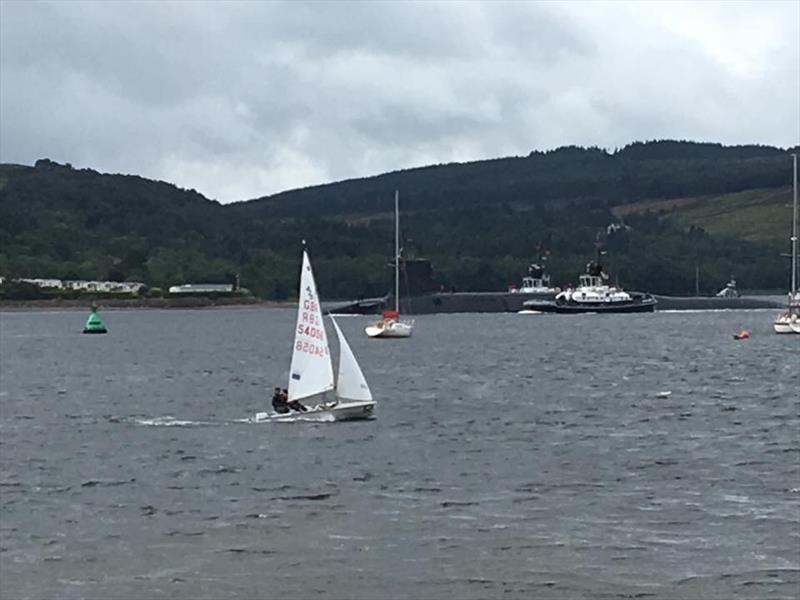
[168,283,234,294]
[8,278,145,294]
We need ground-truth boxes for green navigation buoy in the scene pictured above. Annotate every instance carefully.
[82,306,108,334]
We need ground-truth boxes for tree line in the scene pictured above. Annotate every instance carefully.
[0,141,796,300]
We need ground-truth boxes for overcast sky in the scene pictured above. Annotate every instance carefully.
[1,1,798,203]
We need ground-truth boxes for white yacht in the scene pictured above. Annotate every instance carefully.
[774,152,799,334]
[366,191,414,338]
[773,293,800,334]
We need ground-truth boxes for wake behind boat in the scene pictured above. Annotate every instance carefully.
[255,247,375,422]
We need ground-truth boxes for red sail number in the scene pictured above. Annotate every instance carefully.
[295,340,326,356]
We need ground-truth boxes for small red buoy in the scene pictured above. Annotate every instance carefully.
[733,330,750,340]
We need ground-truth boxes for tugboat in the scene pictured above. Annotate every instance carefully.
[82,305,108,334]
[715,277,740,298]
[524,260,656,314]
[508,262,560,297]
[511,262,560,314]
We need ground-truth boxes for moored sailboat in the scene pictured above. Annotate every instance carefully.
[774,152,799,334]
[366,190,414,338]
[255,247,375,422]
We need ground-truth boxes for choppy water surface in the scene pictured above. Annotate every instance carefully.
[1,308,798,599]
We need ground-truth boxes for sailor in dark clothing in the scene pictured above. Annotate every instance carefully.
[284,388,308,412]
[272,387,290,414]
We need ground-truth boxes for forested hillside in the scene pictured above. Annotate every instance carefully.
[1,142,797,299]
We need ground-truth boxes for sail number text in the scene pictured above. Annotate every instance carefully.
[295,339,327,356]
[296,323,324,340]
[297,304,325,355]
[300,310,321,326]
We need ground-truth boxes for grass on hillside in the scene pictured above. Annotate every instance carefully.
[612,186,793,245]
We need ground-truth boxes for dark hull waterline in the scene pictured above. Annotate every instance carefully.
[329,291,558,315]
[331,293,783,314]
[652,295,783,310]
[524,300,658,314]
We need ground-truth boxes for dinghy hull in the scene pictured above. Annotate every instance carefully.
[365,321,413,338]
[254,400,375,423]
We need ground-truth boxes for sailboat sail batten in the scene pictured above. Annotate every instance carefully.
[288,250,335,401]
[331,317,373,401]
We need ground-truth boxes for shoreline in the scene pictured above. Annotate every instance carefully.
[0,297,296,312]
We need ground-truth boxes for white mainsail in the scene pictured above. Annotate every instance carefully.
[331,317,373,402]
[287,250,335,401]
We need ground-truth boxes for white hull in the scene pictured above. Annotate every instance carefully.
[774,308,800,333]
[254,400,376,422]
[365,320,413,338]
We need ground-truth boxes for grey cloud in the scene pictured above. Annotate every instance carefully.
[262,1,489,61]
[1,0,797,202]
[352,103,490,147]
[484,2,594,63]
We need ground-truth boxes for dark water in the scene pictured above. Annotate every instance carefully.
[1,308,798,600]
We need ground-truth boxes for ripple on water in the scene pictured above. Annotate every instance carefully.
[0,309,798,599]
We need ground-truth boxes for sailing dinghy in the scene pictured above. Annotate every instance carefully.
[255,248,375,422]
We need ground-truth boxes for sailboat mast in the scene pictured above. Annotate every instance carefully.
[792,153,798,295]
[395,189,400,313]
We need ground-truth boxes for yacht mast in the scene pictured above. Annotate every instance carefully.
[792,153,797,296]
[395,189,400,313]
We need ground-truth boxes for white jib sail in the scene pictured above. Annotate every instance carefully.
[288,250,334,402]
[330,316,373,402]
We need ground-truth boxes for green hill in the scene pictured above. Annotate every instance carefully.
[1,142,797,299]
[612,187,793,244]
